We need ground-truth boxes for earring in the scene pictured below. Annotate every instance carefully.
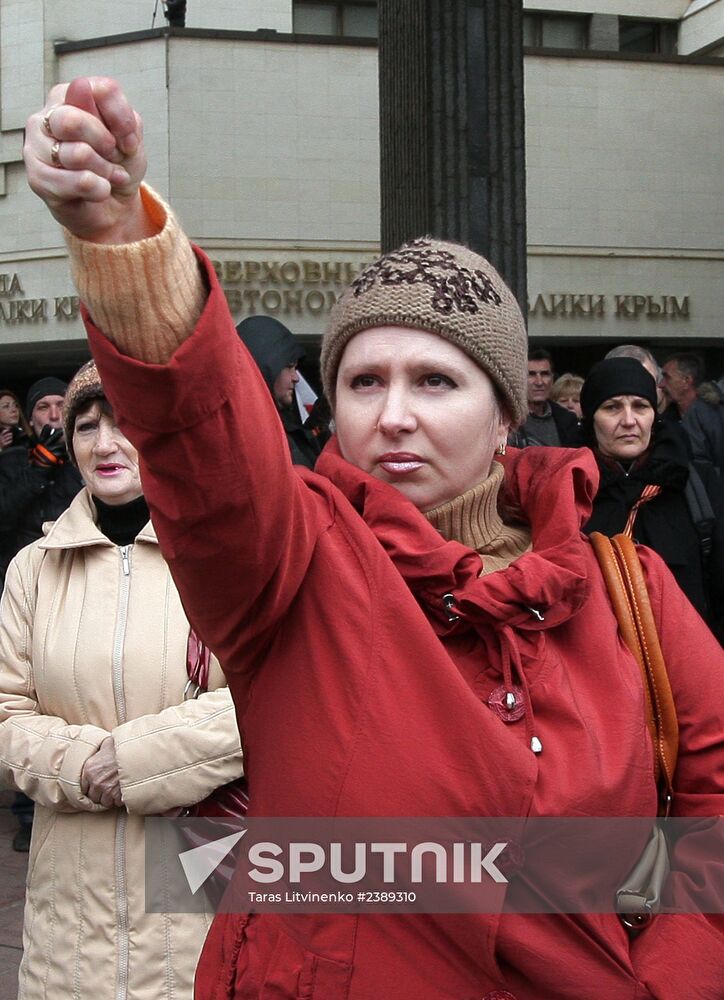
[495,442,506,456]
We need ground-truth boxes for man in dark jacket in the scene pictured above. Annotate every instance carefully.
[0,376,83,851]
[683,377,724,476]
[661,352,704,422]
[236,316,327,469]
[0,377,83,584]
[512,348,579,447]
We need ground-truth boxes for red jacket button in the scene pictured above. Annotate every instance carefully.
[487,684,526,722]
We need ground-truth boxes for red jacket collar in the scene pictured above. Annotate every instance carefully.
[316,441,599,632]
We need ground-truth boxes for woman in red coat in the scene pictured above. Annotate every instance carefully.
[23,77,724,1000]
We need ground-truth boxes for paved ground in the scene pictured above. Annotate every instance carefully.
[0,788,25,1000]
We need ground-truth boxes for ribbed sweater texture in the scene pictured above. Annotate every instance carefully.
[64,185,204,364]
[425,461,531,573]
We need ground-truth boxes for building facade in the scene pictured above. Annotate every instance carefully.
[0,0,722,386]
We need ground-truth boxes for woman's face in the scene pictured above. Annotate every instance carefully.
[0,395,19,427]
[593,395,655,462]
[73,401,142,505]
[334,326,509,512]
[556,394,581,419]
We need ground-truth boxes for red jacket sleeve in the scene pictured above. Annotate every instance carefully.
[635,545,724,816]
[85,249,333,675]
[629,546,724,998]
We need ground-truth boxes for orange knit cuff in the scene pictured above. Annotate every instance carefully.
[64,184,206,364]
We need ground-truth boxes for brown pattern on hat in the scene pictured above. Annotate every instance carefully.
[321,238,528,426]
[351,238,503,316]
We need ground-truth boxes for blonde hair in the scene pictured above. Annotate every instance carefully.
[551,373,583,403]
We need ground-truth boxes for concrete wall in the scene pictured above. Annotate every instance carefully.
[0,31,379,353]
[523,0,689,19]
[0,2,722,372]
[0,1,291,137]
[0,0,45,132]
[45,2,292,39]
[166,36,379,334]
[679,0,724,54]
[165,38,379,244]
[525,57,722,251]
[524,54,724,340]
[0,36,172,369]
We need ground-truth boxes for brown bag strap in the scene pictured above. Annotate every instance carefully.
[590,532,679,814]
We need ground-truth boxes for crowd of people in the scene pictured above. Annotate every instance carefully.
[0,74,722,1000]
[512,346,724,642]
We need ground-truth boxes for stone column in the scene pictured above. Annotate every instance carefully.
[379,0,528,313]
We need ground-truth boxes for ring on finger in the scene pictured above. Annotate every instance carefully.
[42,105,60,137]
[50,141,63,169]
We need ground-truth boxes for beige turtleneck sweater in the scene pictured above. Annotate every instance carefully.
[65,187,532,569]
[425,462,532,574]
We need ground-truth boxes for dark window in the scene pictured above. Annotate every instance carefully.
[523,13,589,50]
[619,19,677,55]
[293,1,378,38]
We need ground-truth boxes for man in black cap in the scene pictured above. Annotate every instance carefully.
[0,376,83,851]
[236,316,328,469]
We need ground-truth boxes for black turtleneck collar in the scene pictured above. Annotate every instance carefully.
[92,494,150,546]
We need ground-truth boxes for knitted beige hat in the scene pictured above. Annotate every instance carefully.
[63,360,105,463]
[321,237,528,426]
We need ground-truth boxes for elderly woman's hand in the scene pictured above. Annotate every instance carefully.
[23,77,156,244]
[81,736,124,808]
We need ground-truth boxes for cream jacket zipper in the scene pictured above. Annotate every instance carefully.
[113,544,132,1000]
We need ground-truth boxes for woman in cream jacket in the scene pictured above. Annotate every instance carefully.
[0,361,243,1000]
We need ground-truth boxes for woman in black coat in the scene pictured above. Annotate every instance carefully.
[581,357,724,642]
